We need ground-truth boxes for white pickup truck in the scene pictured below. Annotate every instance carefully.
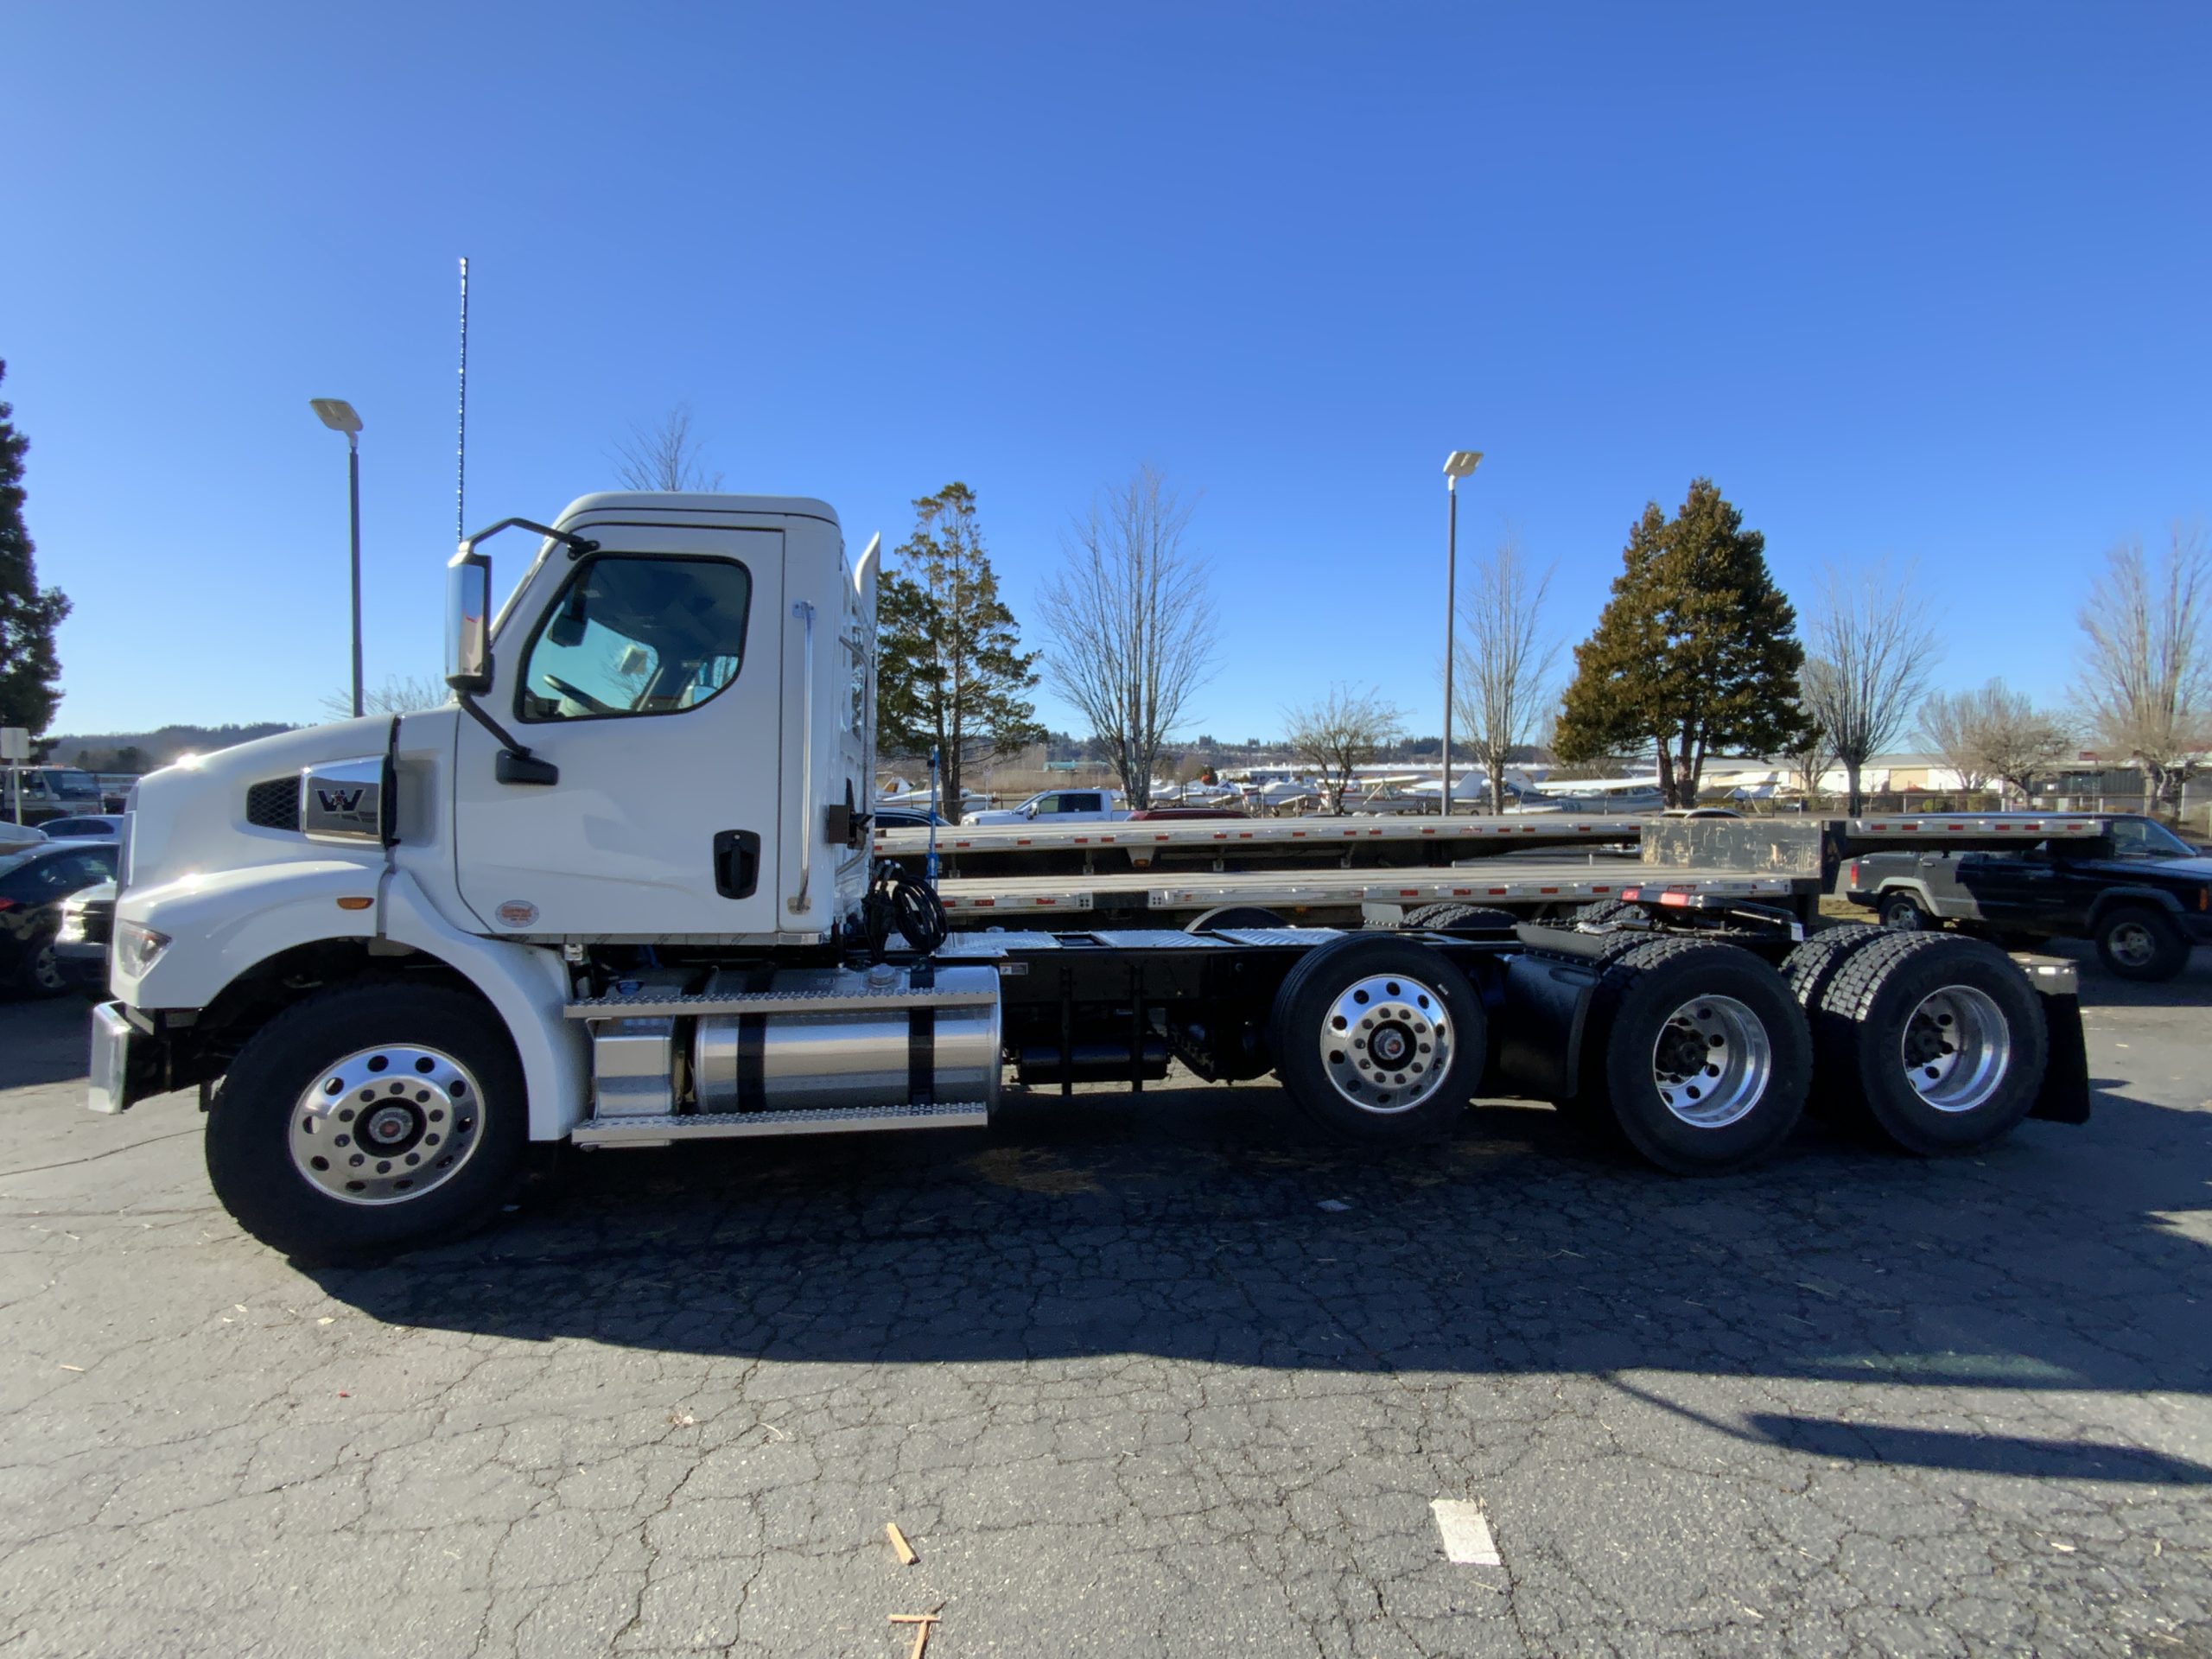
[963,788,1128,827]
[86,490,2091,1261]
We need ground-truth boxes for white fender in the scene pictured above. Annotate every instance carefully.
[117,861,380,1007]
[378,872,589,1141]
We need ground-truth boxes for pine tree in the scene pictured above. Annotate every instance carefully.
[1554,479,1806,806]
[0,362,71,735]
[876,483,1041,817]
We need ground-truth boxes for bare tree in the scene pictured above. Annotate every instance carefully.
[1283,683,1406,813]
[1921,680,2069,803]
[1037,467,1219,808]
[2074,525,2211,813]
[1978,689,2073,802]
[1448,534,1559,815]
[1918,685,1997,795]
[1800,564,1941,813]
[1783,687,1834,805]
[612,404,723,493]
[319,674,451,722]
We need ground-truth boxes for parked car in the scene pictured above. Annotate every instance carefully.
[37,814,128,840]
[0,820,47,852]
[53,879,116,999]
[963,789,1128,827]
[1126,806,1249,822]
[0,842,123,995]
[871,807,950,830]
[1840,813,2212,980]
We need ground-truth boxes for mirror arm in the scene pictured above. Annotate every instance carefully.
[460,518,599,562]
[457,693,558,786]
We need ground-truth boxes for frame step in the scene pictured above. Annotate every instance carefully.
[571,1101,990,1147]
[566,987,996,1020]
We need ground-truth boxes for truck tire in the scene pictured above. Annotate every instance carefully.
[2094,905,2190,982]
[1810,932,2046,1155]
[1876,891,1930,932]
[205,981,527,1261]
[1780,924,1887,1009]
[1571,899,1639,927]
[1400,903,1516,931]
[1268,935,1486,1144]
[1574,939,1810,1174]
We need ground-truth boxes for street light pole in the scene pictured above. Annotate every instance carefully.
[310,398,366,719]
[1440,451,1483,818]
[346,431,363,719]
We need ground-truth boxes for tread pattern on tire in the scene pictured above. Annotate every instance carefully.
[1782,924,1887,1007]
[1808,929,2046,1154]
[1571,899,1639,926]
[1401,903,1517,931]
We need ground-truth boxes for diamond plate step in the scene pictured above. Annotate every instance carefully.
[571,1101,991,1147]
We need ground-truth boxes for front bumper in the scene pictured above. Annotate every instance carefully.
[87,1002,135,1113]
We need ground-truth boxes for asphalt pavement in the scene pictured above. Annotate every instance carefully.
[2,945,2208,1657]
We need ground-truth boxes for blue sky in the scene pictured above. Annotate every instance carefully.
[6,2,2207,743]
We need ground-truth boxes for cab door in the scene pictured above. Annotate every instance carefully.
[452,529,785,938]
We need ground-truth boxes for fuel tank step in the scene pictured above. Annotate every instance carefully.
[570,1100,990,1148]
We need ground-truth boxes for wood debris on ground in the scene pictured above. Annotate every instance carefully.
[884,1521,918,1565]
[889,1611,939,1658]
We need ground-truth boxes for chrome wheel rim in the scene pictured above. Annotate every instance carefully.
[32,944,64,993]
[1649,995,1771,1128]
[2107,923,2156,969]
[1902,985,2012,1113]
[1317,973,1452,1114]
[290,1044,484,1205]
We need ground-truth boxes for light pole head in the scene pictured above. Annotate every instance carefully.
[311,398,363,440]
[1443,450,1483,484]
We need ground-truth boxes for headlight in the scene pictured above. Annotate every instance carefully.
[113,921,173,976]
[56,908,87,944]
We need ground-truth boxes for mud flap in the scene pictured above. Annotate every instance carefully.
[2029,991,2091,1124]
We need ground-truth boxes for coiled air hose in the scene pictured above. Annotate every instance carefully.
[863,861,949,958]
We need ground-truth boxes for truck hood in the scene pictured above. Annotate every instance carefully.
[127,716,394,894]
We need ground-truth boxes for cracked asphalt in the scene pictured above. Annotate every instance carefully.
[3,944,2209,1657]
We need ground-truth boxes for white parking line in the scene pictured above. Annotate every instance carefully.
[1431,1498,1501,1566]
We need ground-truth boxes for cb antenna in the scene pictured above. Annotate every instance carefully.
[455,256,470,540]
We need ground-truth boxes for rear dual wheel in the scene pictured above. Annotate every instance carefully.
[1802,932,2045,1155]
[1570,940,1811,1174]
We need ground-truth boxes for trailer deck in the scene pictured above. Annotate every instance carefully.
[935,857,1812,923]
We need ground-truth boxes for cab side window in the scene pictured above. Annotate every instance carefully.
[518,556,753,722]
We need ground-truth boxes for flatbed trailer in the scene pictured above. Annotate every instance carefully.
[874,811,1643,880]
[933,858,1815,925]
[83,492,2100,1260]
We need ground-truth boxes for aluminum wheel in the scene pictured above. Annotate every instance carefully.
[30,943,65,994]
[289,1044,485,1205]
[1649,995,1773,1128]
[1900,985,2012,1114]
[1315,973,1452,1115]
[2105,921,2158,971]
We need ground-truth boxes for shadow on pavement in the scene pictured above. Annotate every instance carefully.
[0,996,95,1087]
[313,1062,2212,1465]
[1742,1414,2212,1484]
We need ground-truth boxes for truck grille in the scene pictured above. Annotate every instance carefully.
[245,777,301,832]
[78,898,114,947]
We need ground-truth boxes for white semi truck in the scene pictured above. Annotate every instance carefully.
[88,493,2090,1258]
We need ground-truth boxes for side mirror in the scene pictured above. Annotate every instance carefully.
[1024,802,1040,819]
[446,550,493,694]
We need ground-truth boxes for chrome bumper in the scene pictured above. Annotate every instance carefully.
[87,1001,134,1114]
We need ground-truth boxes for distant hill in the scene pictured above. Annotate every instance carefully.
[45,723,299,772]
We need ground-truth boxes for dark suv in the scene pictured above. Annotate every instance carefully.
[1841,815,2212,980]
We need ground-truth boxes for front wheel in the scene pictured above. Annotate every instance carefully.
[205,981,527,1260]
[2094,906,2190,982]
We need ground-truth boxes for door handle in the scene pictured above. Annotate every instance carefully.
[713,830,761,899]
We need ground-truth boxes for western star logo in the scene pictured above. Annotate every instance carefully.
[317,787,366,814]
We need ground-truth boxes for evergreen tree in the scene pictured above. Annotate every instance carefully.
[1554,479,1806,806]
[876,482,1040,817]
[0,362,71,734]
